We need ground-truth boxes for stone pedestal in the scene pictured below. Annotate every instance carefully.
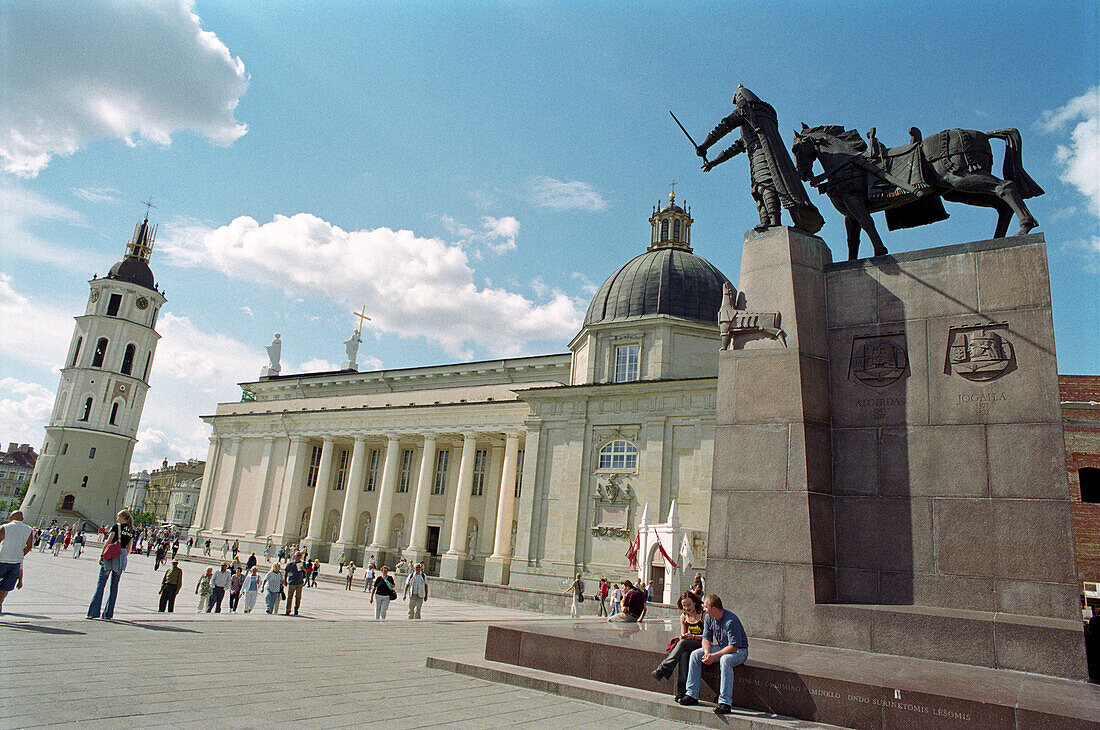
[710,228,1085,678]
[440,553,466,580]
[483,556,510,585]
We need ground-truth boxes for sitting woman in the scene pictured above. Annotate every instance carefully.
[651,591,705,701]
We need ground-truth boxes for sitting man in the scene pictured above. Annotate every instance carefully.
[607,580,647,622]
[678,593,749,715]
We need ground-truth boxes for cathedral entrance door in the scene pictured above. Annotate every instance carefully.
[426,526,441,576]
[650,565,665,603]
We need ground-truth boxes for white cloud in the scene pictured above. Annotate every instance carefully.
[74,187,123,205]
[160,213,584,357]
[299,358,341,373]
[529,176,608,211]
[0,273,76,370]
[1040,86,1100,218]
[436,213,520,255]
[0,377,55,447]
[0,0,248,176]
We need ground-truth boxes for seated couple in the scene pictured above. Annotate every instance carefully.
[652,592,748,716]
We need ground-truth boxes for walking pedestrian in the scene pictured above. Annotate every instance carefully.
[231,539,239,559]
[208,563,230,612]
[345,561,356,590]
[86,510,134,620]
[284,552,305,616]
[561,573,585,618]
[610,582,623,616]
[403,562,429,619]
[245,552,257,573]
[597,577,610,617]
[228,567,244,612]
[186,536,193,557]
[159,560,183,612]
[369,565,396,619]
[154,541,167,571]
[195,567,213,612]
[72,531,85,559]
[203,539,211,556]
[263,541,273,561]
[0,511,33,615]
[170,539,179,560]
[242,566,260,613]
[220,540,229,560]
[311,560,320,587]
[263,563,283,614]
[50,530,61,556]
[363,559,376,592]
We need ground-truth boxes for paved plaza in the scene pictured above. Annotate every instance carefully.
[0,549,695,729]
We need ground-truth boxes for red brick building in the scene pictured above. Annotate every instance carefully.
[1063,375,1100,592]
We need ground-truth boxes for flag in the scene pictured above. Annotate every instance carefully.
[625,533,639,570]
[653,528,678,569]
[679,532,695,569]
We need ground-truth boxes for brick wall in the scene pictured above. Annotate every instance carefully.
[1062,375,1100,586]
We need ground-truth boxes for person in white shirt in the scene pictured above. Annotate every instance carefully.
[0,511,33,614]
[242,566,261,613]
[262,564,283,614]
[403,562,429,619]
[208,564,231,613]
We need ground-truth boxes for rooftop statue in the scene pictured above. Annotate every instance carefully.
[681,86,824,234]
[791,124,1043,260]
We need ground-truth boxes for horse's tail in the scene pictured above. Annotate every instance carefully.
[987,128,1045,198]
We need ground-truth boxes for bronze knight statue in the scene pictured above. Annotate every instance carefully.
[693,86,824,234]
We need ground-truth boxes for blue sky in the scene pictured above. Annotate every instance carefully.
[2,1,1097,469]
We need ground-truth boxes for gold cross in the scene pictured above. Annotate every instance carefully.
[669,181,677,202]
[353,305,371,335]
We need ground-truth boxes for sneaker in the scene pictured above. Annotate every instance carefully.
[677,696,699,706]
[651,669,667,681]
[714,703,732,715]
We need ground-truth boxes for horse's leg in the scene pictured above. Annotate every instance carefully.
[939,171,1038,236]
[840,194,887,258]
[941,191,1014,238]
[845,216,862,261]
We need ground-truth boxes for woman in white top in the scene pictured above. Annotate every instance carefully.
[610,584,623,616]
[242,566,261,613]
[560,573,585,619]
[262,563,283,614]
[369,566,396,620]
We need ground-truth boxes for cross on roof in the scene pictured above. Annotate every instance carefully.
[353,305,371,335]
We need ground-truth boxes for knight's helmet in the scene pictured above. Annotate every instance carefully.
[732,84,759,106]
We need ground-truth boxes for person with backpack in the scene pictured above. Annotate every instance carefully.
[560,573,585,618]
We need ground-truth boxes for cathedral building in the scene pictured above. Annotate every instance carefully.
[22,216,166,528]
[192,194,730,593]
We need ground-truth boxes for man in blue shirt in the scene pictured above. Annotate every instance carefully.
[678,593,748,715]
[284,551,306,616]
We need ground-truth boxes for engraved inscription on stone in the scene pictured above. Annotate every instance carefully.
[944,323,1015,381]
[848,334,908,387]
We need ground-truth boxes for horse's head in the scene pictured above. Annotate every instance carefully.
[792,124,867,181]
[791,123,824,182]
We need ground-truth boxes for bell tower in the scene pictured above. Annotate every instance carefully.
[22,214,167,528]
[648,186,693,251]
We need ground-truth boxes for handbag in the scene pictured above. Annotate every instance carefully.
[101,526,122,561]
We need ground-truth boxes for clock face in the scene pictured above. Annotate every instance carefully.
[90,290,100,303]
[136,296,149,310]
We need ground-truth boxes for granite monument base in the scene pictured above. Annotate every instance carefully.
[478,621,1099,729]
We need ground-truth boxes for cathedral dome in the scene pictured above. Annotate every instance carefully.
[583,246,730,327]
[583,193,730,327]
[107,256,156,290]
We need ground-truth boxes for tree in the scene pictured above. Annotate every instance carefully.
[130,510,157,526]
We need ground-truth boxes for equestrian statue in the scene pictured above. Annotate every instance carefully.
[791,124,1044,260]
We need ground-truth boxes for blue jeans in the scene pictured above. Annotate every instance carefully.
[88,565,122,619]
[686,646,748,705]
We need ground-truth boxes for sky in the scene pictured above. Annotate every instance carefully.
[1,0,1097,471]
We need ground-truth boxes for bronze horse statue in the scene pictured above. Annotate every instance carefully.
[791,124,1044,260]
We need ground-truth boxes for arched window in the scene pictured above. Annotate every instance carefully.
[673,219,681,241]
[106,293,122,316]
[109,402,120,425]
[91,338,108,367]
[71,337,83,367]
[660,219,669,242]
[80,476,88,488]
[143,352,152,380]
[598,440,638,471]
[121,344,136,375]
[79,397,93,422]
[1082,467,1100,503]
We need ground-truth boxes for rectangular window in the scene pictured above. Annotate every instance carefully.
[364,449,380,491]
[89,447,96,459]
[471,449,487,496]
[62,443,68,455]
[106,293,122,316]
[514,449,525,499]
[432,449,450,495]
[333,448,350,490]
[397,449,413,493]
[615,344,640,383]
[305,445,323,489]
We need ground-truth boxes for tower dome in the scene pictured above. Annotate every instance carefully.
[583,191,730,327]
[106,216,158,291]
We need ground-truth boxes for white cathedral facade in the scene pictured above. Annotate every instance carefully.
[191,195,730,594]
[23,217,165,529]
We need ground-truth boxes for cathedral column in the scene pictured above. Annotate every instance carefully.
[440,432,477,580]
[191,435,220,536]
[249,436,276,537]
[215,436,242,534]
[331,436,367,563]
[404,433,437,565]
[485,431,521,584]
[368,435,401,563]
[302,436,335,554]
[271,436,309,544]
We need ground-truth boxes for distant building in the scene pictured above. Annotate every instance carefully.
[124,470,151,512]
[21,214,167,528]
[1063,375,1100,596]
[167,476,202,530]
[0,443,37,500]
[145,458,205,523]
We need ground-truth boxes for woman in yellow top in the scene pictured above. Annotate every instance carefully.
[651,591,705,701]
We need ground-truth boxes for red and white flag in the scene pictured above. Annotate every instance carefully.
[625,533,639,570]
[653,528,679,569]
[679,532,695,569]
